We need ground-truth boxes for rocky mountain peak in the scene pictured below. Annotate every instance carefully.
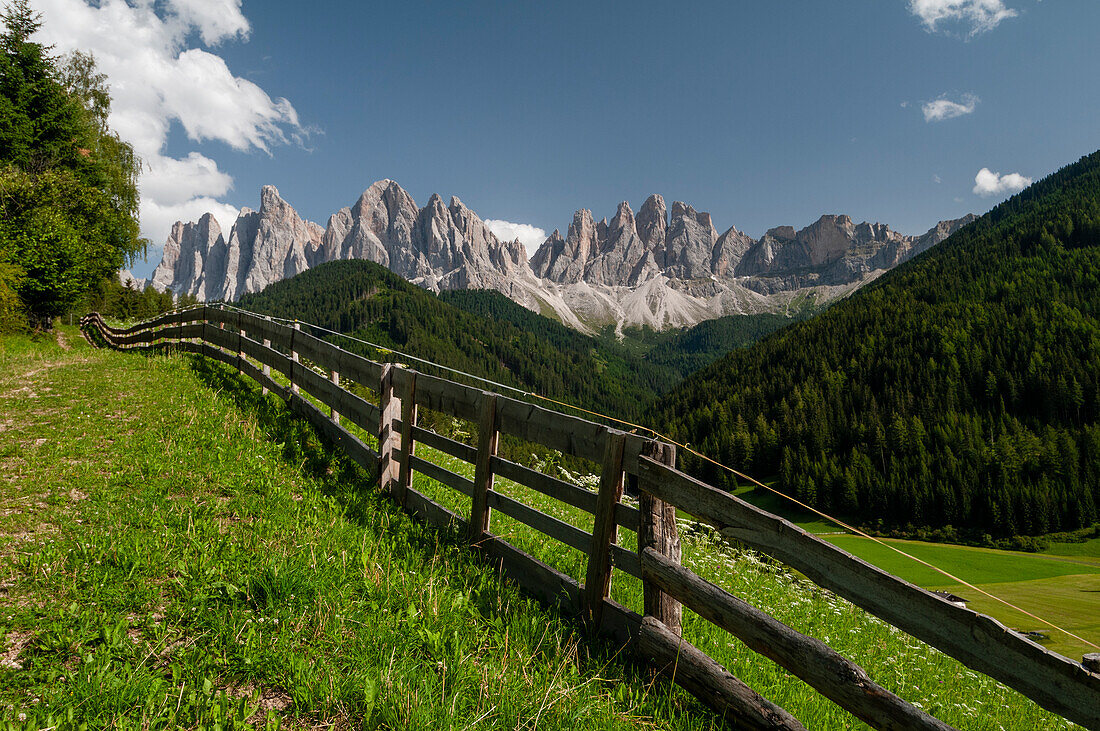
[636,194,668,249]
[608,201,636,238]
[154,181,975,336]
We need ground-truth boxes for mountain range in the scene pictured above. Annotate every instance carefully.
[151,181,975,333]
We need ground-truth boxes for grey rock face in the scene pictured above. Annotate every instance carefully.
[150,213,225,300]
[530,209,598,283]
[733,214,977,294]
[662,201,718,279]
[711,225,754,278]
[152,180,976,334]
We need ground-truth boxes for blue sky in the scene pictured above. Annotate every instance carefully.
[30,1,1100,278]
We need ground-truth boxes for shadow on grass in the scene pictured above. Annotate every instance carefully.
[179,354,703,716]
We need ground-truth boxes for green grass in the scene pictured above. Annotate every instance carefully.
[0,327,1083,729]
[1043,537,1100,562]
[822,535,1100,658]
[0,328,718,729]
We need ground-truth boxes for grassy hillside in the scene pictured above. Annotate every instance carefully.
[0,328,712,729]
[0,329,1080,728]
[655,150,1100,538]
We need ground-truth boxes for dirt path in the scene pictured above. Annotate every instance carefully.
[56,329,70,351]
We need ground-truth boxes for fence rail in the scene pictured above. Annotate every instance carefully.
[82,307,1100,730]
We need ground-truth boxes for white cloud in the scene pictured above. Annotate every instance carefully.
[922,93,979,122]
[908,0,1018,37]
[973,167,1032,196]
[29,0,303,276]
[484,219,548,257]
[933,174,942,184]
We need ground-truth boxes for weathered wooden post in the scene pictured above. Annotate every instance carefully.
[378,364,402,494]
[237,310,245,374]
[330,369,341,425]
[395,371,418,507]
[289,322,300,399]
[261,316,272,396]
[584,429,627,629]
[638,441,681,635]
[469,393,499,547]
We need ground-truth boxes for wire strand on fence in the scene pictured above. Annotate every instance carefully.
[137,303,1100,652]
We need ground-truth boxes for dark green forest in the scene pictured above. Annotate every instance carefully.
[240,260,677,422]
[654,151,1100,538]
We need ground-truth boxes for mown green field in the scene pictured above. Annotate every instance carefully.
[0,327,1083,729]
[821,535,1100,659]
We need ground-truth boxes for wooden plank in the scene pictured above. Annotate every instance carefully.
[238,334,292,380]
[289,360,379,438]
[636,456,1100,729]
[486,490,592,554]
[496,394,607,463]
[411,425,477,464]
[641,548,957,731]
[378,364,401,495]
[491,455,597,513]
[584,429,624,628]
[175,323,205,340]
[608,544,641,580]
[405,486,468,533]
[203,324,239,352]
[288,393,380,475]
[638,441,681,635]
[411,370,483,422]
[395,370,417,507]
[235,311,291,350]
[199,343,237,369]
[481,536,582,617]
[408,455,474,497]
[637,616,806,731]
[238,356,283,398]
[468,393,498,547]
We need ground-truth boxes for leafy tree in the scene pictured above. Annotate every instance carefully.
[0,0,143,330]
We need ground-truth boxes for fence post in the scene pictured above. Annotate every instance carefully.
[584,429,626,628]
[396,371,418,507]
[330,369,341,425]
[378,364,402,493]
[261,317,271,396]
[289,322,300,399]
[237,310,245,374]
[638,441,681,635]
[469,393,499,547]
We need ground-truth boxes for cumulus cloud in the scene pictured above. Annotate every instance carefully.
[29,0,303,275]
[973,167,1032,196]
[922,93,979,122]
[908,0,1018,37]
[484,219,548,256]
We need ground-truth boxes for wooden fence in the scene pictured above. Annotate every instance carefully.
[81,307,1100,730]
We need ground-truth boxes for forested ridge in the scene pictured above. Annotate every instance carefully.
[654,150,1100,538]
[239,260,677,421]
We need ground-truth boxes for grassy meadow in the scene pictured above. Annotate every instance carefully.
[0,326,1086,729]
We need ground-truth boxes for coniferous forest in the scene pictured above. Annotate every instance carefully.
[654,151,1100,538]
[239,260,681,422]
